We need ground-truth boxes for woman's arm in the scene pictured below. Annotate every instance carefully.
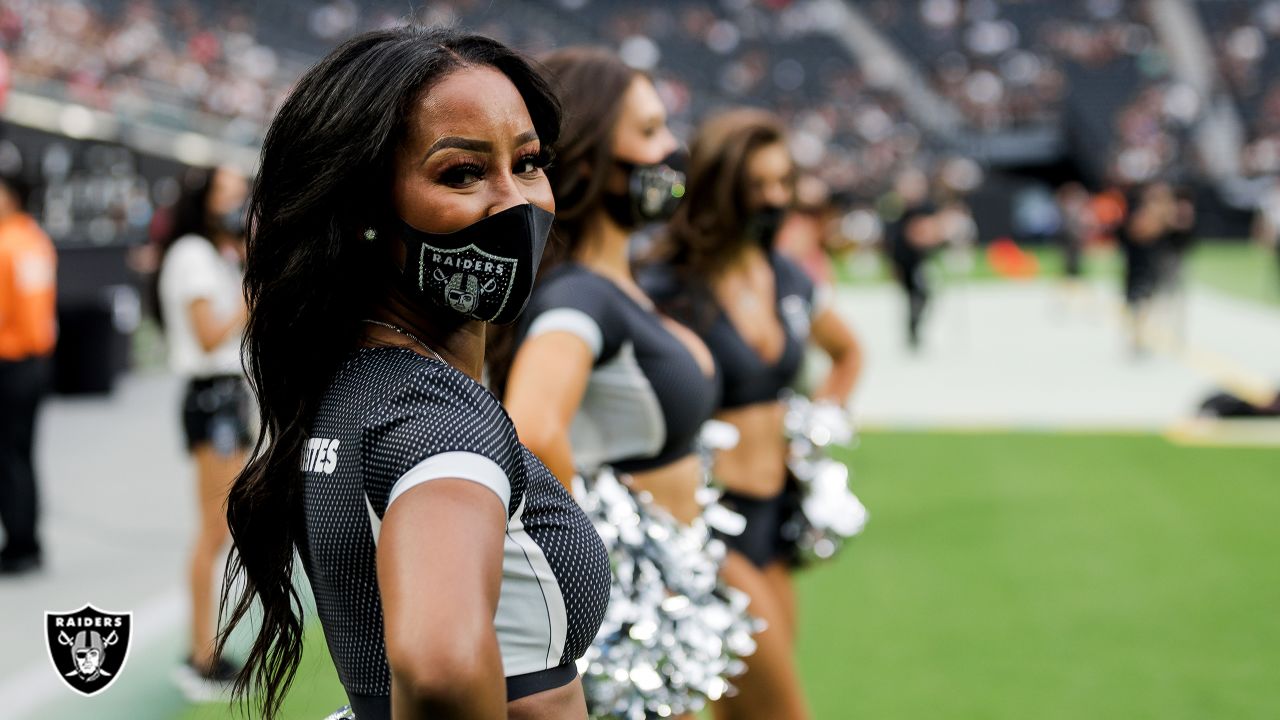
[378,478,508,719]
[187,296,247,353]
[503,332,594,489]
[809,306,862,404]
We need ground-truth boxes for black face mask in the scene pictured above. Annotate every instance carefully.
[746,205,788,249]
[213,200,248,238]
[601,152,687,230]
[397,203,554,325]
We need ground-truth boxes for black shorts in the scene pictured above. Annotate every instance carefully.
[181,375,252,455]
[717,487,793,569]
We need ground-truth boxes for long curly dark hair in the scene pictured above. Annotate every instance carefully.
[217,26,561,719]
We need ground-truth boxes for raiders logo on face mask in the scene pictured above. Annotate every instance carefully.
[397,203,554,325]
[434,268,498,315]
[45,605,133,696]
[601,151,688,230]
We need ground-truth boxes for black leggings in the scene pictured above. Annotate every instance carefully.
[0,356,50,558]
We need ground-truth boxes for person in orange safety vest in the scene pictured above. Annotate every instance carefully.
[0,173,56,576]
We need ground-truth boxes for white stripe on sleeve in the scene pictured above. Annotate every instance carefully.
[525,308,603,360]
[386,451,511,511]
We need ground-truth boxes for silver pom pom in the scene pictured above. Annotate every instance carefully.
[576,468,762,719]
[780,392,869,565]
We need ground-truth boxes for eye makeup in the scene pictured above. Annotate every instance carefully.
[433,146,552,188]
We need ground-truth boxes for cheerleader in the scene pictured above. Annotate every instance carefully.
[489,48,752,718]
[641,109,863,720]
[217,28,609,719]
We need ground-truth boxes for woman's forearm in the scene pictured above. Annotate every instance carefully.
[813,339,861,404]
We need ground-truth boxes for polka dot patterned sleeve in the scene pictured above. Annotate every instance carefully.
[361,360,522,520]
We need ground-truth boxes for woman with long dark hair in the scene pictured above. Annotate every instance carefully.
[155,164,251,699]
[217,27,609,720]
[488,48,750,718]
[490,47,713,510]
[643,109,863,720]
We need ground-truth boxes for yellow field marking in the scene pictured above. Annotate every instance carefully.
[1164,418,1280,448]
[1111,293,1278,447]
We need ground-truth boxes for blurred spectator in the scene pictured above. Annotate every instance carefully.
[1118,181,1183,355]
[1157,185,1196,292]
[1251,175,1280,289]
[776,174,838,287]
[1055,181,1097,281]
[0,172,56,576]
[155,165,251,697]
[884,167,946,351]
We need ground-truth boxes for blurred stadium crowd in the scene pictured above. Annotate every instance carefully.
[0,0,1279,306]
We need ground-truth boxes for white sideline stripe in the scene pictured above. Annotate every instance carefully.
[0,587,184,718]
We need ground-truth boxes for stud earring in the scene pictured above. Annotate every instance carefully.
[363,228,377,241]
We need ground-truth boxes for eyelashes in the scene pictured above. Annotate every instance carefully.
[523,147,555,172]
[436,148,553,188]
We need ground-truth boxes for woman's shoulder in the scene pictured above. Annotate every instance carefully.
[347,348,506,427]
[534,263,615,298]
[526,263,624,320]
[163,234,218,263]
[769,251,814,296]
[159,234,222,282]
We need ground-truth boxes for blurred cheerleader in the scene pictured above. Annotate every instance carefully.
[489,48,755,718]
[641,109,862,720]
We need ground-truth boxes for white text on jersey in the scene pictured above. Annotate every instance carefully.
[302,437,340,474]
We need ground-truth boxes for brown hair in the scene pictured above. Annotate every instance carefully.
[486,47,639,396]
[653,108,788,278]
[538,47,640,264]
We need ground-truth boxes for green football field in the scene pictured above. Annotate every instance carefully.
[175,430,1280,720]
[837,240,1280,307]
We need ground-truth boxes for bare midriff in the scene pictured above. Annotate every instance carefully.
[625,453,705,526]
[713,401,788,499]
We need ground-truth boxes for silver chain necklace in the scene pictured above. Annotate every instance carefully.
[361,319,445,364]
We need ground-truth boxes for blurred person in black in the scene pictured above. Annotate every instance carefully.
[775,175,839,290]
[0,174,56,576]
[1156,185,1196,342]
[1118,181,1178,355]
[1055,182,1096,284]
[1253,175,1280,290]
[155,165,251,696]
[885,168,945,351]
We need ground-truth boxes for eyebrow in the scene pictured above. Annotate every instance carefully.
[422,129,540,164]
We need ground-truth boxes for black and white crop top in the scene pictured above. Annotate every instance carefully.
[641,252,819,410]
[516,263,720,475]
[299,347,610,719]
